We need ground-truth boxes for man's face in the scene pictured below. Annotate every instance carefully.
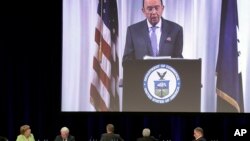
[193,130,201,139]
[142,0,164,26]
[61,131,69,139]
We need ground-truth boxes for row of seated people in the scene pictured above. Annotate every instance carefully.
[99,124,206,141]
[14,125,75,141]
[11,124,206,141]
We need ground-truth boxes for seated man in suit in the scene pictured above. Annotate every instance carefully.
[100,124,124,141]
[193,127,206,141]
[54,127,75,141]
[137,128,158,141]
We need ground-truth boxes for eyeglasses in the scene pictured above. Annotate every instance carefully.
[145,5,162,13]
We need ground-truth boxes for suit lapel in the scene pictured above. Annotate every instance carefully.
[159,19,171,55]
[141,20,154,56]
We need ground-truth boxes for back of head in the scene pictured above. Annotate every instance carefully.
[142,128,151,137]
[106,124,115,133]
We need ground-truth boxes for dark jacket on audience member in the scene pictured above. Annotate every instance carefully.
[100,133,124,141]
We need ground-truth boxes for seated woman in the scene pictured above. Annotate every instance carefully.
[16,124,35,141]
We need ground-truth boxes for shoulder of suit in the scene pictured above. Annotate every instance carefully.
[114,134,121,137]
[128,20,147,29]
[101,133,110,136]
[162,18,182,29]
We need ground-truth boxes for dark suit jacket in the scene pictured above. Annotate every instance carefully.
[54,135,75,141]
[123,18,183,63]
[193,137,206,141]
[0,136,7,141]
[136,136,158,141]
[100,133,124,141]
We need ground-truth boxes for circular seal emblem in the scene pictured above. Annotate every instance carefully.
[143,64,181,104]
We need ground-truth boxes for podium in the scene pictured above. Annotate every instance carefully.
[122,59,201,112]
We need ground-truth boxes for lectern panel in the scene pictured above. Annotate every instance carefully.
[123,59,201,112]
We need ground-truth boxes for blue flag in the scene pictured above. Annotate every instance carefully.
[216,0,244,112]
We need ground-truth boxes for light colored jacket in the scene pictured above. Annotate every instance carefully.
[16,134,35,141]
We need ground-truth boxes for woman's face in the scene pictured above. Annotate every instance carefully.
[24,128,31,137]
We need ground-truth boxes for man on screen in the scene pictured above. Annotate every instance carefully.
[122,0,183,63]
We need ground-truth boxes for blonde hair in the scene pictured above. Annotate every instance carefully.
[20,125,30,134]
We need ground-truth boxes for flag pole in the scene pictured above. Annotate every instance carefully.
[98,0,103,63]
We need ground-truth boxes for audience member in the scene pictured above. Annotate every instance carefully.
[16,124,35,141]
[54,127,75,141]
[137,128,158,141]
[100,123,124,141]
[193,127,206,141]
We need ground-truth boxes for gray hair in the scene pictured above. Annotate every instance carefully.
[60,127,69,133]
[194,127,204,135]
[142,128,151,137]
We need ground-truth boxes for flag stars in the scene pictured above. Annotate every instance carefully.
[238,51,241,57]
[109,19,114,25]
[110,19,116,24]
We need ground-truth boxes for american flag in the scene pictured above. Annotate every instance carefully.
[90,0,119,111]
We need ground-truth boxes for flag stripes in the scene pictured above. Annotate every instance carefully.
[90,84,109,111]
[95,28,112,62]
[93,57,112,94]
[90,0,119,111]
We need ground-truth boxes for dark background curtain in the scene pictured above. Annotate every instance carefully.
[1,1,249,141]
